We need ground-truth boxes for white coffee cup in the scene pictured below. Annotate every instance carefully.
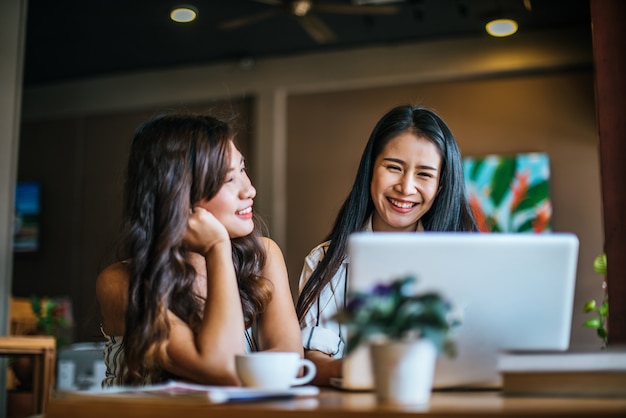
[235,352,316,390]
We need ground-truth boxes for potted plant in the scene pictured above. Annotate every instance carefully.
[30,295,71,346]
[334,276,457,405]
[10,296,71,390]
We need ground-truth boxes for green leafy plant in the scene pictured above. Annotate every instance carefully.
[30,295,70,347]
[583,253,608,348]
[333,276,458,357]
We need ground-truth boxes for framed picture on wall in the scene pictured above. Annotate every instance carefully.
[13,181,41,252]
[463,152,552,233]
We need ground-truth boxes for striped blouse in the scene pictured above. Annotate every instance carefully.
[101,326,260,388]
[298,220,373,358]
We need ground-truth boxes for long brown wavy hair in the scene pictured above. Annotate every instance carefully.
[116,112,272,385]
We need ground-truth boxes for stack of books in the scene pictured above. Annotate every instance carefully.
[498,347,626,398]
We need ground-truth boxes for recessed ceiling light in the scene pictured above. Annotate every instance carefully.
[170,6,197,23]
[485,18,518,37]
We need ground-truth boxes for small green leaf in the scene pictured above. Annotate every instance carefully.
[597,327,608,339]
[598,302,609,317]
[593,253,607,275]
[583,299,596,313]
[583,317,601,329]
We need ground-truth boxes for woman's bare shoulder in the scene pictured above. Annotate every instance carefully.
[258,237,289,286]
[96,262,130,335]
[96,262,130,296]
[260,236,283,257]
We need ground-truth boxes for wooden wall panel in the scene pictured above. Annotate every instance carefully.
[590,0,626,344]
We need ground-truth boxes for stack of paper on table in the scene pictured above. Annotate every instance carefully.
[58,381,320,404]
[498,348,626,398]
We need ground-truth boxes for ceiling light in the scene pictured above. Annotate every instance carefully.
[291,0,312,17]
[170,6,197,23]
[485,18,518,37]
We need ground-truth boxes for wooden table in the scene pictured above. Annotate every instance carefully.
[46,388,626,418]
[0,335,56,415]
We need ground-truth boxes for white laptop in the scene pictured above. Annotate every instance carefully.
[333,232,579,390]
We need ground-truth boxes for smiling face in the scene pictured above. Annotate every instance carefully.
[370,132,442,232]
[198,141,256,238]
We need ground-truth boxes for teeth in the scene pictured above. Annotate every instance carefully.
[389,198,416,209]
[237,207,252,215]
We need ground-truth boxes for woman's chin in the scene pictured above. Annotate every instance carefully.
[229,223,255,239]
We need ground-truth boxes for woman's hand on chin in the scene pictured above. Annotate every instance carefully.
[184,207,230,255]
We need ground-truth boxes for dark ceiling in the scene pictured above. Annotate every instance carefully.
[23,0,591,87]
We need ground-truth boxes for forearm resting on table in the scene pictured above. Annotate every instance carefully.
[305,349,342,386]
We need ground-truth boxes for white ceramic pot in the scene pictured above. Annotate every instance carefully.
[369,339,437,405]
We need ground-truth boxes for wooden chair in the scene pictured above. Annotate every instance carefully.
[0,335,57,415]
[4,297,63,414]
[9,296,38,336]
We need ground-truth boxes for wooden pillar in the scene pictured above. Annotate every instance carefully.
[590,0,626,344]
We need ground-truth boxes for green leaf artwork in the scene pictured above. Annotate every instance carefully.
[463,152,552,233]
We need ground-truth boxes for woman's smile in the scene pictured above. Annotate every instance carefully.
[236,205,254,218]
[387,197,417,211]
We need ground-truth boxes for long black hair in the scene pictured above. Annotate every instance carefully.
[296,105,477,322]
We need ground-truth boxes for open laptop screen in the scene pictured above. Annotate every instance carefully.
[342,232,579,389]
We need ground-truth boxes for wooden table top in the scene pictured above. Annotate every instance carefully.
[46,387,626,418]
[0,335,56,354]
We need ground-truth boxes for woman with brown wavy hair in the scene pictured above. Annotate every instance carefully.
[96,112,302,386]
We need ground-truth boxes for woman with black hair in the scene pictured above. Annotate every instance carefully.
[296,105,477,386]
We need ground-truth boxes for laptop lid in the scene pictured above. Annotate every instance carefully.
[340,232,579,390]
